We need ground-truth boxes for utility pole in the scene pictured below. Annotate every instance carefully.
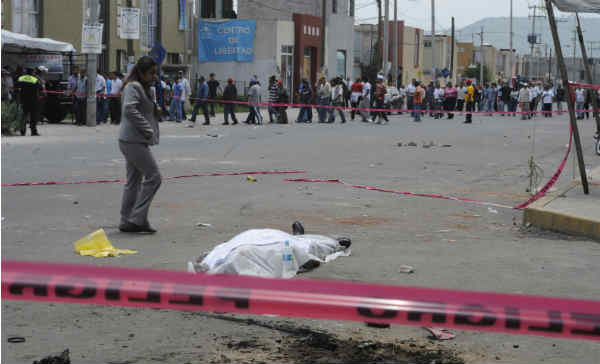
[450,16,455,80]
[321,0,326,68]
[393,0,398,86]
[509,0,514,79]
[479,27,484,85]
[383,0,389,73]
[544,0,589,194]
[431,0,435,83]
[528,4,545,80]
[85,0,99,127]
[576,13,600,139]
[127,0,134,68]
[377,0,382,68]
[548,47,552,82]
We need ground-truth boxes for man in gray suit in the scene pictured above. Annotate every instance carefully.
[118,56,162,233]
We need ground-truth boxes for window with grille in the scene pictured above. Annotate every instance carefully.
[349,0,354,17]
[12,0,40,37]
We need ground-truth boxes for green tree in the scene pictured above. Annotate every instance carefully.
[463,63,491,84]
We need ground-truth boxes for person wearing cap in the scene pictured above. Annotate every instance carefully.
[464,79,475,124]
[222,77,238,125]
[16,68,42,135]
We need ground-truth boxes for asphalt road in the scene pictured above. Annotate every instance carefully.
[2,109,599,363]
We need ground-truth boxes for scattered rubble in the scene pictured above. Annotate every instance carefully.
[32,349,70,364]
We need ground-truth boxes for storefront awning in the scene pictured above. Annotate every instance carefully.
[1,29,76,53]
[552,0,600,13]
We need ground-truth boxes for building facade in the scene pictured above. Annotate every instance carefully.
[2,0,193,75]
[353,22,423,85]
[474,44,498,83]
[422,34,457,85]
[231,0,354,95]
[456,41,474,79]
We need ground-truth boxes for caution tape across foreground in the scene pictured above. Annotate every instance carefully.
[2,260,599,341]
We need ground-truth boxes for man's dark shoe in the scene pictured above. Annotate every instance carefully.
[20,128,26,136]
[232,121,238,125]
[119,222,143,233]
[119,221,156,234]
[222,122,229,125]
[31,131,40,136]
[202,122,210,125]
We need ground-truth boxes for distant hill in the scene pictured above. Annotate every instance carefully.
[455,17,600,57]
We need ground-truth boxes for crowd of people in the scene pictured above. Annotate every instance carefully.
[4,62,600,135]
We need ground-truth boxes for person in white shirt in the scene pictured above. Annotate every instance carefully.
[178,70,191,120]
[519,84,531,120]
[398,84,407,114]
[360,77,372,122]
[109,72,123,124]
[95,70,106,123]
[456,83,466,111]
[576,87,585,119]
[433,83,444,119]
[541,85,554,118]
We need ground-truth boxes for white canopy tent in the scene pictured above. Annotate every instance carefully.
[1,29,76,53]
[552,0,600,13]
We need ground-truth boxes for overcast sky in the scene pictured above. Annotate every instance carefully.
[354,0,593,31]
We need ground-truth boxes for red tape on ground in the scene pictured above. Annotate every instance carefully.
[2,260,599,341]
[1,170,307,188]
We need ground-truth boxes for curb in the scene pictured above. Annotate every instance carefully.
[523,171,600,241]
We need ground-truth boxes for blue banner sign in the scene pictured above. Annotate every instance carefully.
[197,20,256,62]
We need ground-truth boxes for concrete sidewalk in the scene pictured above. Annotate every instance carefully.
[524,166,600,241]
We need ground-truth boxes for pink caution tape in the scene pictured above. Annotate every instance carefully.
[2,260,599,341]
[514,126,573,209]
[285,178,514,209]
[1,170,307,188]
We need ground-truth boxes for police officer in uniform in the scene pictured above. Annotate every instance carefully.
[16,68,42,136]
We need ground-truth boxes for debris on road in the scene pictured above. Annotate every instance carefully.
[7,336,25,343]
[188,222,351,278]
[442,144,452,147]
[74,229,137,258]
[196,222,212,228]
[488,207,499,214]
[32,349,71,364]
[407,141,418,146]
[424,327,456,340]
[398,264,415,274]
[247,176,257,182]
[449,213,481,219]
